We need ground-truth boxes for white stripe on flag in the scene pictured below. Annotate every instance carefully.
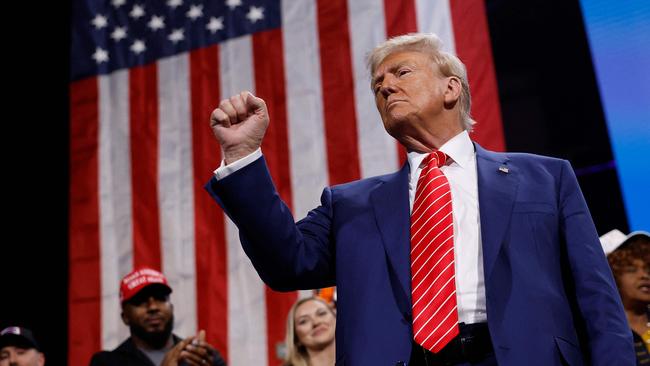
[282,0,329,219]
[157,54,198,339]
[348,0,399,178]
[99,70,133,349]
[416,0,457,53]
[220,35,269,366]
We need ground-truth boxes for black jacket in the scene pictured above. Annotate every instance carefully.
[89,335,227,366]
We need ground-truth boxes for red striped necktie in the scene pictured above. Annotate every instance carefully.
[410,150,459,352]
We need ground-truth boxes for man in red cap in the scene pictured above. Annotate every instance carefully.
[89,267,226,366]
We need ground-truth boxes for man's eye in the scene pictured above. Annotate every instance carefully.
[398,69,410,76]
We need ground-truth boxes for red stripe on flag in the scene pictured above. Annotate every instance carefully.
[317,0,361,185]
[384,0,417,38]
[252,29,298,366]
[189,45,229,361]
[383,0,416,166]
[69,77,101,366]
[450,0,505,151]
[129,64,162,269]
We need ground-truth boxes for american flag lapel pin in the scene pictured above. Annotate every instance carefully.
[499,165,509,174]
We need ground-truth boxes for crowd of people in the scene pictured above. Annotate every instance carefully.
[3,227,648,365]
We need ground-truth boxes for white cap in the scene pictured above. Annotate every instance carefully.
[599,229,650,255]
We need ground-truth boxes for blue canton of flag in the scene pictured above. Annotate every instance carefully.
[71,0,281,81]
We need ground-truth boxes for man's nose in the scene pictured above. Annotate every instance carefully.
[379,75,397,98]
[145,296,161,310]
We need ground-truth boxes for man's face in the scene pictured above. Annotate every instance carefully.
[0,346,45,366]
[372,51,461,148]
[121,285,174,348]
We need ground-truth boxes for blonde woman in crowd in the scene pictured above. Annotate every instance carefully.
[284,297,336,366]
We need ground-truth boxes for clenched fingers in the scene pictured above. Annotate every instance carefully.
[230,93,248,122]
[210,108,231,129]
[180,344,213,366]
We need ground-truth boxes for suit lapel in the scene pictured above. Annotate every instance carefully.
[370,163,412,315]
[475,143,518,281]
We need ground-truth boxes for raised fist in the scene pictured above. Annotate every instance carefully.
[209,91,269,164]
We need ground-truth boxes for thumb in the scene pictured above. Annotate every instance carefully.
[177,336,194,350]
[197,329,206,342]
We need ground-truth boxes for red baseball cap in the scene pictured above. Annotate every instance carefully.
[119,267,172,303]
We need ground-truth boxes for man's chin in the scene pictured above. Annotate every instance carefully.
[130,320,173,349]
[382,116,409,134]
[144,325,166,333]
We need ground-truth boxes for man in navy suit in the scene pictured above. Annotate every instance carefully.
[205,33,634,365]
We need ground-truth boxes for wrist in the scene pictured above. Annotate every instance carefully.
[223,145,258,165]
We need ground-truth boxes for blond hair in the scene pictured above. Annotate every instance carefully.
[367,33,475,131]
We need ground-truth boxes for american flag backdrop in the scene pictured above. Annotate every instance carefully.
[69,0,505,364]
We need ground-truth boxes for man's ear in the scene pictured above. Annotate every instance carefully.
[121,309,130,326]
[37,351,45,366]
[444,76,461,107]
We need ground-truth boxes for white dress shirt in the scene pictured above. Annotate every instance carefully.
[407,130,486,324]
[215,130,487,323]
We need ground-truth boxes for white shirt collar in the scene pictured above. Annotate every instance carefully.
[407,130,475,171]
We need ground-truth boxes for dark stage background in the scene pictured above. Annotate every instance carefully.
[2,0,629,364]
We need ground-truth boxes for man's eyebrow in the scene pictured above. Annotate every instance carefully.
[373,61,413,84]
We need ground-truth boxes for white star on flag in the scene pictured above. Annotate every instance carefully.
[148,15,165,31]
[168,28,185,43]
[111,0,126,8]
[167,0,182,8]
[91,14,108,30]
[206,16,224,34]
[246,6,264,23]
[225,0,242,10]
[110,26,127,41]
[91,47,108,63]
[130,39,146,54]
[186,5,203,21]
[130,5,145,19]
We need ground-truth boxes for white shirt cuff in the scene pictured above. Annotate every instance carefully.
[213,148,263,180]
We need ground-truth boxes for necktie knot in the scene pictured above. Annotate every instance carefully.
[424,151,447,169]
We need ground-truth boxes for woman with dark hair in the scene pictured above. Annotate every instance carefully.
[606,231,650,364]
[283,297,335,366]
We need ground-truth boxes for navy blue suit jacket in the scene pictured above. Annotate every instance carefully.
[206,143,634,366]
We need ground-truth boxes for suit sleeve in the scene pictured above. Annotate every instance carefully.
[88,352,110,366]
[205,155,336,291]
[558,159,635,365]
[212,348,227,366]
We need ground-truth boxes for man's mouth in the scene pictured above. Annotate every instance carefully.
[146,317,164,326]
